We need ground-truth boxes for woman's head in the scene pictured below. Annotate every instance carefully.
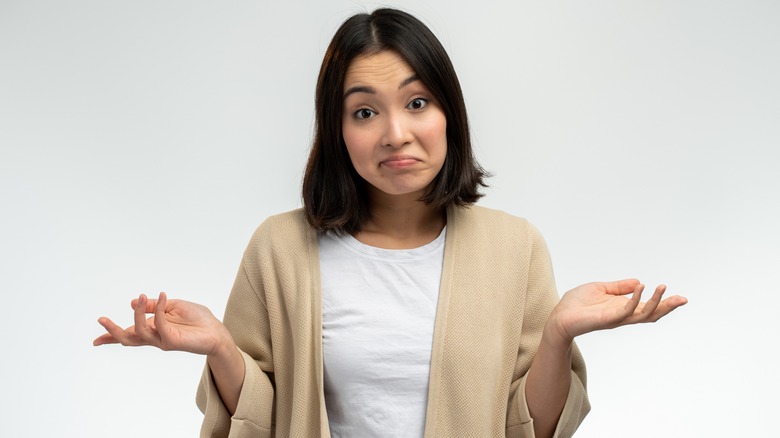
[302,8,487,234]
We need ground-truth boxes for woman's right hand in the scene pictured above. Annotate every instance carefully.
[93,292,232,357]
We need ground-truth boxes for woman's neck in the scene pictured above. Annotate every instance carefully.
[353,189,446,249]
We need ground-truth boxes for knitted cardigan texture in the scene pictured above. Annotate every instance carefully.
[196,205,590,437]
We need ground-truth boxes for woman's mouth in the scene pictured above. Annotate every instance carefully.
[381,155,420,169]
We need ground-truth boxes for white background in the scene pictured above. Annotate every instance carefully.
[1,0,778,436]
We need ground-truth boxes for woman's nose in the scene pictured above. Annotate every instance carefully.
[381,112,413,148]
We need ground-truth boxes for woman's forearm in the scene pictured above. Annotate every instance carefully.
[524,323,573,438]
[207,336,246,415]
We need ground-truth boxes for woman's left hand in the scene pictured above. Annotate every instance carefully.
[547,279,688,344]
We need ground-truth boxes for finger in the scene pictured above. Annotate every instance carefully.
[131,296,160,313]
[645,295,689,322]
[154,292,170,349]
[637,284,666,320]
[154,292,168,326]
[623,283,644,317]
[93,323,119,346]
[133,294,158,345]
[96,316,143,346]
[603,278,641,296]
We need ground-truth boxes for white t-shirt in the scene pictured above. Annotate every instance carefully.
[319,228,446,438]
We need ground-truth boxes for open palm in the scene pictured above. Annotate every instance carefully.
[93,292,229,357]
[549,279,688,343]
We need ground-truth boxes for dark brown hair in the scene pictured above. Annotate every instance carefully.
[302,8,487,234]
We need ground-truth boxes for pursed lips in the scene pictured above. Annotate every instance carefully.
[380,155,421,169]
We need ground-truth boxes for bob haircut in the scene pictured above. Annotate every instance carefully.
[302,8,487,234]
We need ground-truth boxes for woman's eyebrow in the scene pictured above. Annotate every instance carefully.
[343,75,420,99]
[399,75,419,89]
[344,85,375,99]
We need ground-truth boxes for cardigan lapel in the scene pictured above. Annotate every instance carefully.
[422,205,463,437]
[306,225,331,437]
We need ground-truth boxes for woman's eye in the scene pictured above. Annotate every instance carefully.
[407,98,428,111]
[354,108,376,120]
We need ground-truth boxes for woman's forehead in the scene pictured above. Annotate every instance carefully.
[343,51,416,92]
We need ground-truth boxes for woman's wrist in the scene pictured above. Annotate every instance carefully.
[542,316,575,352]
[207,326,239,362]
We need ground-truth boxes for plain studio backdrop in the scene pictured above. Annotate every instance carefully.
[1,0,778,436]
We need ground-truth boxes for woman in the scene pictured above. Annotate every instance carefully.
[94,8,687,438]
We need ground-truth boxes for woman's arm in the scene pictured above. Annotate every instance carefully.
[524,325,573,438]
[94,292,246,414]
[205,333,246,415]
[524,280,687,438]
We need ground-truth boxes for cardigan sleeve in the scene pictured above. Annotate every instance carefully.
[196,259,276,438]
[505,224,590,438]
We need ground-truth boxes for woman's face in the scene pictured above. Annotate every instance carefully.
[341,50,447,200]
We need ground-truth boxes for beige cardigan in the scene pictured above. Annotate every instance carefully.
[197,205,589,437]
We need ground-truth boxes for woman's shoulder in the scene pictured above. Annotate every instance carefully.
[256,208,309,234]
[449,204,548,255]
[451,204,537,235]
[242,208,314,259]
